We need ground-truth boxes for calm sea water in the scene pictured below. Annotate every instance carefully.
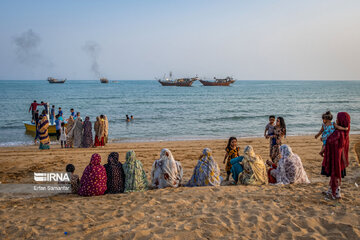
[0,80,359,146]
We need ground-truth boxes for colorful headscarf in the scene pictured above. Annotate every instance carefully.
[239,146,268,185]
[123,150,148,192]
[78,153,107,196]
[273,144,310,184]
[186,148,221,187]
[37,115,50,146]
[322,112,351,196]
[104,152,125,193]
[151,149,183,188]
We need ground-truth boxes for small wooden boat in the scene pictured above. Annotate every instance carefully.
[47,77,66,83]
[100,78,109,83]
[23,121,67,135]
[199,77,235,86]
[157,72,198,87]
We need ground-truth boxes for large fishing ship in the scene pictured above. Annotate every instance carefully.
[100,78,109,83]
[199,77,235,86]
[157,72,198,87]
[47,77,66,84]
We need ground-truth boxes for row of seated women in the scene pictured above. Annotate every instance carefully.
[75,144,310,196]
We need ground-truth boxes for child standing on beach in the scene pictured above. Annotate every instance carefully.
[223,137,240,181]
[60,122,67,148]
[264,115,276,158]
[315,111,348,156]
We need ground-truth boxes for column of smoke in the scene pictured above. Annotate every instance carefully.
[83,42,102,78]
[13,29,53,67]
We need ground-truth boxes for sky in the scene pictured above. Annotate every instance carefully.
[0,0,359,80]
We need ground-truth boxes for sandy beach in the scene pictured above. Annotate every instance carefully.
[0,135,360,239]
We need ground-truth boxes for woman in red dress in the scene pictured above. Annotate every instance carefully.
[321,112,350,199]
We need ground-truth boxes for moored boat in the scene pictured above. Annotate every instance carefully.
[157,72,198,87]
[23,121,66,135]
[100,78,109,83]
[199,77,235,86]
[47,77,66,83]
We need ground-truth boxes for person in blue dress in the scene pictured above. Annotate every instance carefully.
[230,156,244,184]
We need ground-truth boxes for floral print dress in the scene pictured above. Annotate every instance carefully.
[187,148,221,187]
[225,146,240,172]
[123,150,148,192]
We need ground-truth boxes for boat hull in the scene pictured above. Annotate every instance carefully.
[199,80,235,86]
[24,121,66,135]
[158,80,196,87]
[48,80,66,83]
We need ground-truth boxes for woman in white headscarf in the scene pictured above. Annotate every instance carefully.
[238,145,268,185]
[151,148,183,189]
[186,148,222,187]
[268,144,310,185]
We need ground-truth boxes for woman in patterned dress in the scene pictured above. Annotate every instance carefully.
[151,149,183,189]
[267,144,310,185]
[238,146,268,185]
[123,150,148,192]
[223,137,240,181]
[187,148,222,187]
[270,117,286,164]
[37,114,50,150]
[78,153,107,196]
[104,152,125,194]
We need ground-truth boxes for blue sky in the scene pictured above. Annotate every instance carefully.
[0,0,359,80]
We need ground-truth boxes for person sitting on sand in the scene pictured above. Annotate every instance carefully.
[266,144,310,185]
[151,149,183,189]
[238,146,268,185]
[186,148,222,187]
[123,150,148,192]
[78,153,107,196]
[60,164,80,194]
[104,152,125,194]
[321,112,350,200]
[230,155,244,184]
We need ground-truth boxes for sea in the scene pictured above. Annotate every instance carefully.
[0,80,359,147]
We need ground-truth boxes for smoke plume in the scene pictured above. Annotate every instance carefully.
[13,29,53,68]
[83,42,102,78]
